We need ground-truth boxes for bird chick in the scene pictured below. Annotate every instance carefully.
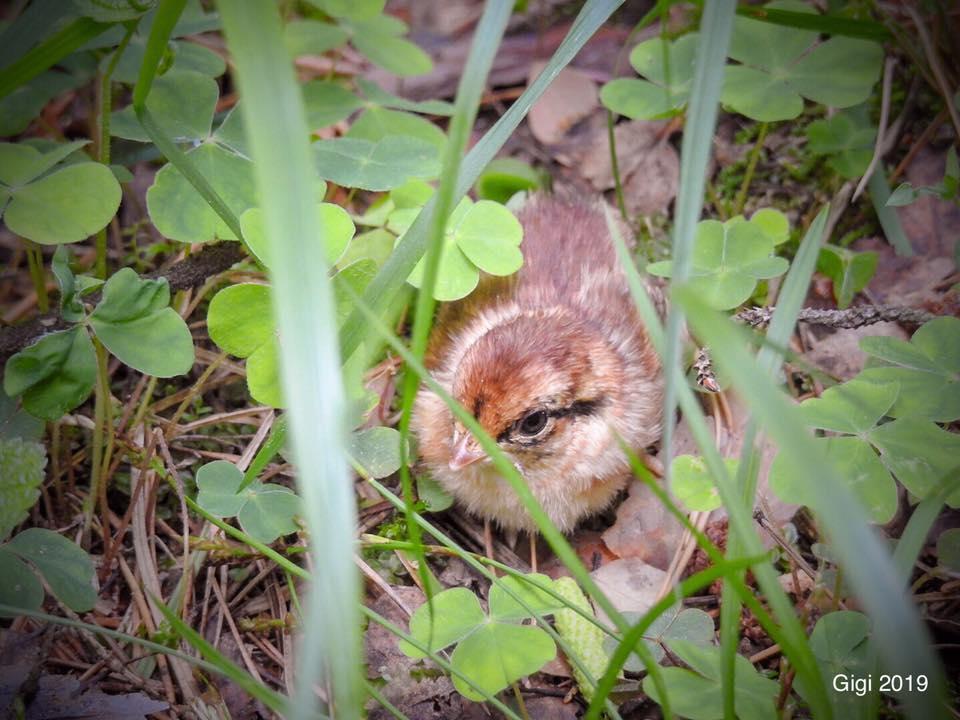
[412,193,664,534]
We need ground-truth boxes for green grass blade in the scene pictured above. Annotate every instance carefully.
[0,16,111,100]
[868,168,914,257]
[735,5,891,41]
[660,0,735,477]
[0,0,73,70]
[679,290,949,720]
[606,207,832,717]
[133,0,187,107]
[217,2,360,718]
[338,0,624,359]
[394,0,512,650]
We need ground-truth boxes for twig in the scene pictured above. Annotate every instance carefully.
[735,304,937,329]
[905,5,960,142]
[853,56,896,202]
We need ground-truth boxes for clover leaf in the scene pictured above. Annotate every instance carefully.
[601,34,699,120]
[111,71,219,143]
[858,316,960,421]
[3,327,96,422]
[643,640,779,720]
[0,141,121,245]
[475,158,544,204]
[110,36,225,85]
[240,202,354,269]
[938,529,960,573]
[770,380,900,523]
[721,1,882,121]
[207,261,375,408]
[405,197,524,301]
[795,611,873,720]
[647,210,790,310]
[866,418,960,506]
[195,461,300,543]
[806,108,876,179]
[605,605,714,671]
[400,574,562,701]
[344,13,432,77]
[347,426,404,479]
[0,528,97,615]
[817,245,878,309]
[308,0,385,21]
[0,437,46,542]
[285,20,350,57]
[347,106,447,154]
[89,269,195,378]
[313,135,440,191]
[669,455,739,512]
[303,80,364,130]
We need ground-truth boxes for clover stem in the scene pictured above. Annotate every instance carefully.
[93,22,136,279]
[606,110,628,221]
[733,121,769,217]
[82,337,112,545]
[23,240,49,313]
[511,682,531,720]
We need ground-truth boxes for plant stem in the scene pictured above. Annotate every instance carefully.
[606,110,628,221]
[93,23,136,279]
[733,121,769,216]
[24,240,49,313]
[511,683,531,720]
[82,336,112,543]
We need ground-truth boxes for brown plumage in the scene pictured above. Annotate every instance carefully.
[412,193,664,533]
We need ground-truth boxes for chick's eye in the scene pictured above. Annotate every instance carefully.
[517,410,549,437]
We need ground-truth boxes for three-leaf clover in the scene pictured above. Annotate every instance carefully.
[195,461,300,543]
[402,197,524,301]
[601,34,699,120]
[4,262,194,421]
[647,209,790,310]
[806,107,877,179]
[721,0,883,122]
[399,574,563,700]
[858,316,960,421]
[0,140,121,244]
[770,375,960,521]
[603,605,715,672]
[643,640,780,720]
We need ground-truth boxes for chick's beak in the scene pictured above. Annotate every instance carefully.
[449,433,484,471]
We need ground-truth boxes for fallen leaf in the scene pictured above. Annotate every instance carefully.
[24,674,167,719]
[590,557,667,622]
[803,322,908,382]
[603,480,685,571]
[527,63,598,145]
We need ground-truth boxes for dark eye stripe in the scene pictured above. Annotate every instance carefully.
[496,396,607,444]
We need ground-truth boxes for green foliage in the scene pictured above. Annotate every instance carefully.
[241,201,349,268]
[937,529,960,573]
[344,14,432,77]
[0,437,46,542]
[859,317,960,421]
[816,244,878,309]
[313,136,440,191]
[888,146,959,207]
[647,209,790,310]
[0,141,121,244]
[400,575,563,700]
[643,640,780,720]
[347,426,404,479]
[770,371,960,520]
[89,268,195,377]
[601,2,882,123]
[806,107,876,179]
[195,461,300,544]
[606,606,715,672]
[4,327,96,421]
[669,455,739,512]
[4,258,193,421]
[795,611,874,720]
[0,528,97,615]
[601,34,698,120]
[474,157,544,203]
[722,1,882,121]
[404,197,524,301]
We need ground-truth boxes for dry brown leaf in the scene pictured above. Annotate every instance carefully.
[527,63,598,145]
[803,322,908,382]
[602,480,685,571]
[590,557,667,619]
